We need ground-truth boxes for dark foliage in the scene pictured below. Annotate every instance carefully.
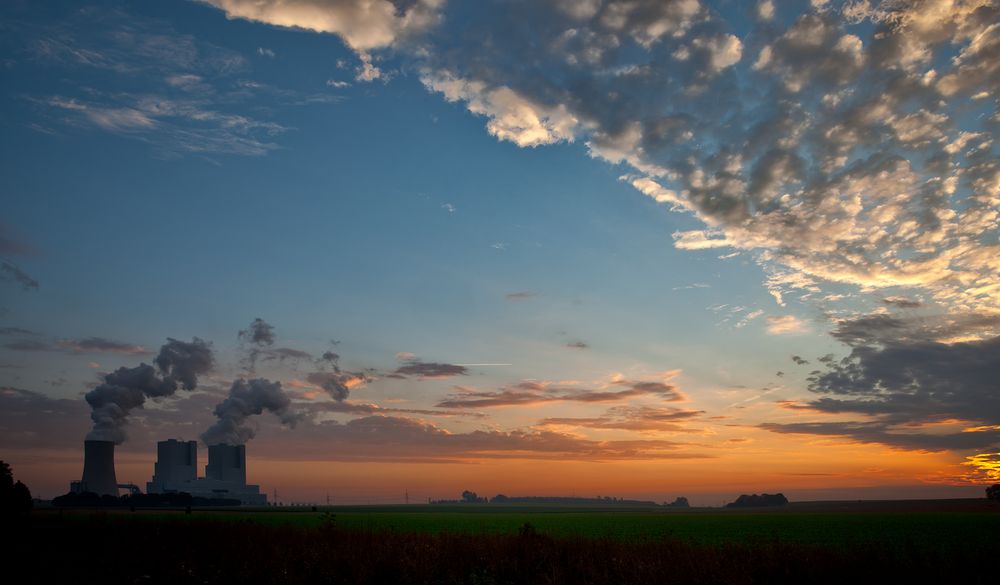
[7,513,1000,584]
[988,484,1000,502]
[0,460,33,513]
[727,493,789,508]
[667,497,691,508]
[52,491,240,508]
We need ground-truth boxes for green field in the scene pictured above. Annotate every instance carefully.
[75,500,1000,549]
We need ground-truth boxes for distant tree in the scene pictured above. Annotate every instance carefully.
[666,497,690,508]
[726,493,789,508]
[987,484,1000,501]
[461,490,485,503]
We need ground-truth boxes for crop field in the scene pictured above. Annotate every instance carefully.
[163,502,1000,548]
[18,501,1000,584]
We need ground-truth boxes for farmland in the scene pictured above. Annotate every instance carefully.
[13,499,999,584]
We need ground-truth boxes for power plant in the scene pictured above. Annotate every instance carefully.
[147,441,267,505]
[71,438,267,505]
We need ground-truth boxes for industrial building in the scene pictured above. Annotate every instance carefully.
[71,438,267,505]
[146,441,267,505]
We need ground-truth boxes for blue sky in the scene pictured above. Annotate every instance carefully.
[2,0,998,502]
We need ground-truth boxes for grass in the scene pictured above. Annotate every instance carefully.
[11,508,1000,584]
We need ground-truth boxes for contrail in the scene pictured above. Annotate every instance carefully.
[455,363,512,367]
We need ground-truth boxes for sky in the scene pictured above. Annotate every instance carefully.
[1,0,998,505]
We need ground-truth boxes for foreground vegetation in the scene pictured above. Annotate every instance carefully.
[14,504,1000,584]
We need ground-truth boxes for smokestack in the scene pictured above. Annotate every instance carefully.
[81,440,119,496]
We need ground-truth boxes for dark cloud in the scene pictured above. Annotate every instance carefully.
[2,335,153,355]
[791,355,809,365]
[239,317,276,346]
[262,347,313,362]
[57,337,150,355]
[393,361,468,379]
[437,379,685,409]
[0,327,38,336]
[760,421,1000,452]
[505,291,536,300]
[85,337,214,444]
[201,377,301,446]
[565,341,589,350]
[882,296,922,309]
[832,312,1000,346]
[765,333,1000,452]
[0,261,39,291]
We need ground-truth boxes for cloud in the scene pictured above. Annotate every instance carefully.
[791,355,810,365]
[2,336,150,354]
[538,405,704,433]
[436,377,686,409]
[505,291,536,300]
[257,46,275,58]
[393,361,468,379]
[764,332,1000,452]
[56,337,150,355]
[760,420,1000,452]
[766,315,807,335]
[0,327,38,336]
[201,0,444,52]
[564,341,589,350]
[0,386,91,450]
[882,296,922,309]
[757,0,775,22]
[0,262,39,291]
[304,370,367,401]
[831,312,1000,346]
[252,414,708,462]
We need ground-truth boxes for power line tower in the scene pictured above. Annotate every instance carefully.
[405,490,409,505]
[326,492,331,506]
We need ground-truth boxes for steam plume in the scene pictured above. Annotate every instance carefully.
[201,377,301,445]
[85,337,214,444]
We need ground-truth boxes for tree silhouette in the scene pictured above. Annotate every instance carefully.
[987,484,1000,502]
[1,460,33,513]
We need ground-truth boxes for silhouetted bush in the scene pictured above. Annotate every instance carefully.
[667,497,690,508]
[726,493,789,508]
[988,484,1000,501]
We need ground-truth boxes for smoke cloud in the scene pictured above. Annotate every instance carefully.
[201,377,301,445]
[306,346,368,401]
[239,317,275,371]
[84,337,214,444]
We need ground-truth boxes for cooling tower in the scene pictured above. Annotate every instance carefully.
[205,444,247,486]
[81,440,119,496]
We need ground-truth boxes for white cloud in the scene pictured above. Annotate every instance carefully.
[766,315,808,335]
[201,0,444,51]
[422,71,579,147]
[757,0,775,22]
